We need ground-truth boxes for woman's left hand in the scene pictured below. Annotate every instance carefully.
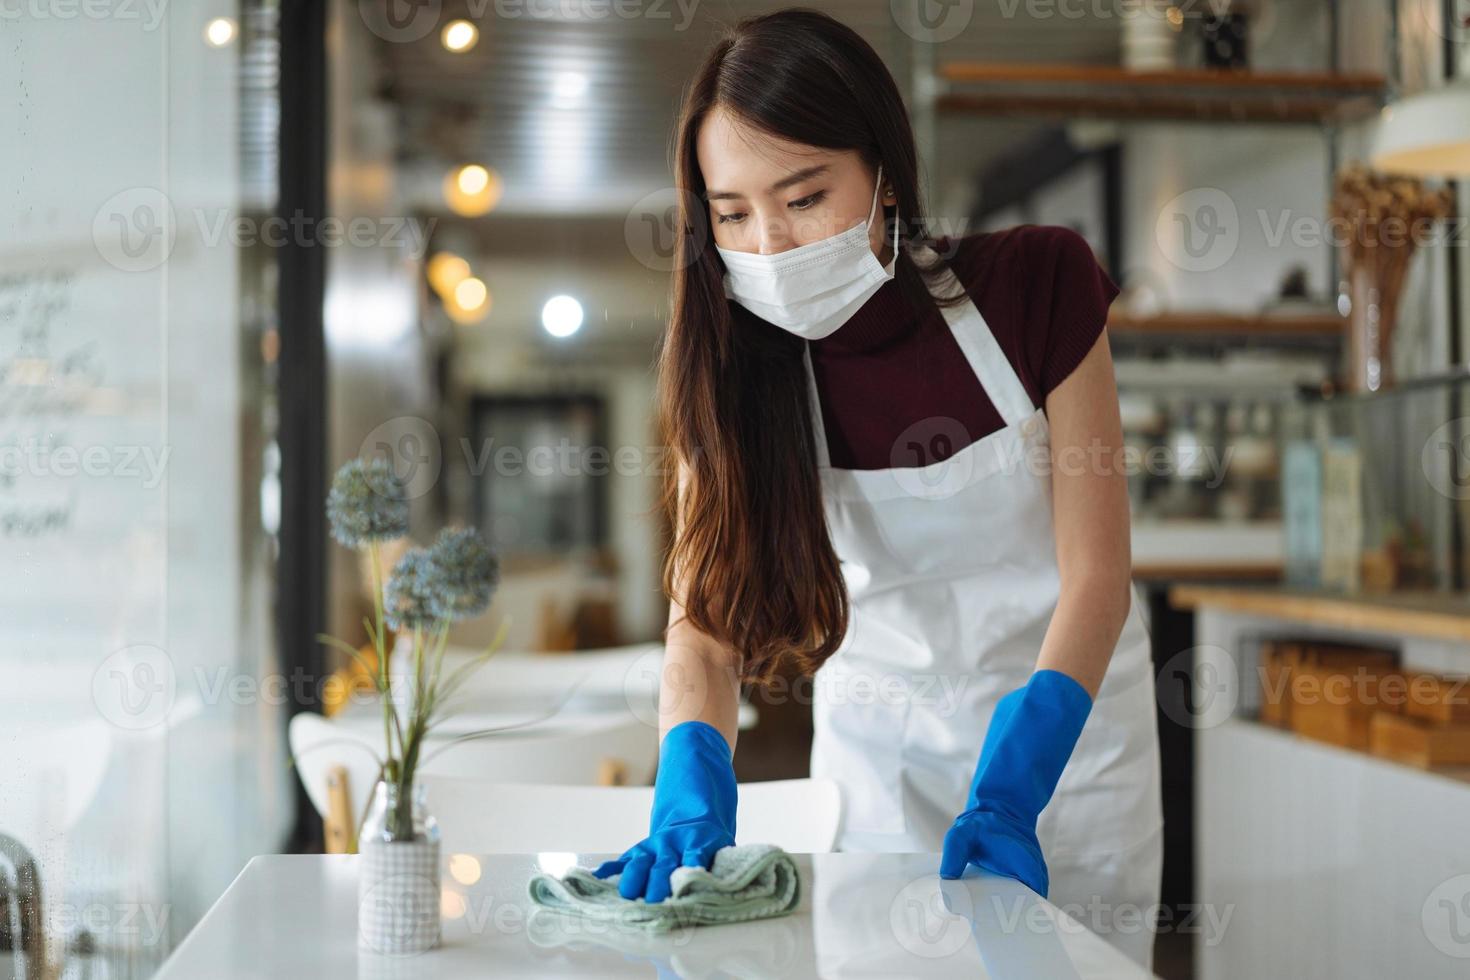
[938,669,1094,898]
[940,799,1049,895]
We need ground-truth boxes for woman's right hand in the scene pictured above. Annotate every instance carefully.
[592,720,738,903]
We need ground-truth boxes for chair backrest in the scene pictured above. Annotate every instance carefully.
[288,713,386,830]
[419,774,843,855]
[287,710,661,836]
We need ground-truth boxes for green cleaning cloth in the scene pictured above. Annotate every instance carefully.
[526,843,801,933]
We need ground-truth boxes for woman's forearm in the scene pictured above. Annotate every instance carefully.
[1037,329,1135,700]
[1033,566,1132,698]
[659,617,743,750]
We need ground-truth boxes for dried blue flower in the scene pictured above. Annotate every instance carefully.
[426,527,499,622]
[327,457,410,548]
[383,547,438,632]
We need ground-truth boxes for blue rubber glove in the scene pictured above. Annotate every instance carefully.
[939,669,1094,897]
[592,720,737,903]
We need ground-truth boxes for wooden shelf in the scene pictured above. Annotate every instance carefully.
[1107,310,1346,338]
[1169,583,1470,643]
[941,63,1385,90]
[938,63,1386,124]
[1133,561,1282,582]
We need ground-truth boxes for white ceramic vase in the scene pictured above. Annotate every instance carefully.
[357,781,442,955]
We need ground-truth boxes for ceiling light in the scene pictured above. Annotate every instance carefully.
[446,277,491,325]
[541,295,583,338]
[443,164,502,217]
[204,17,237,47]
[426,252,471,299]
[551,72,588,105]
[1370,81,1470,176]
[441,19,479,53]
[457,165,489,195]
[454,277,488,310]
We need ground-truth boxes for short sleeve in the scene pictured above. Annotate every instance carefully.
[1020,226,1120,399]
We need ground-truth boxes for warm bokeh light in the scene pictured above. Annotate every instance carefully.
[442,164,503,217]
[448,854,482,886]
[204,17,237,47]
[456,164,489,195]
[454,276,488,310]
[440,889,466,920]
[441,19,479,53]
[426,252,471,299]
[446,276,491,325]
[541,294,583,338]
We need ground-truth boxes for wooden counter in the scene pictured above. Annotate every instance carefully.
[1176,584,1470,977]
[1168,583,1470,643]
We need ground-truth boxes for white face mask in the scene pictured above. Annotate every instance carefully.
[716,163,898,340]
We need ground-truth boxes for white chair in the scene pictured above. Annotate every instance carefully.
[288,709,661,851]
[418,773,843,855]
[391,643,665,699]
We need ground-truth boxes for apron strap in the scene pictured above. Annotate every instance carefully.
[802,341,833,469]
[912,242,1037,427]
[802,240,1038,472]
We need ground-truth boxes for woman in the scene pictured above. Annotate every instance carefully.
[593,8,1164,968]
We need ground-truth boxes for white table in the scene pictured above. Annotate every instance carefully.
[156,852,1160,978]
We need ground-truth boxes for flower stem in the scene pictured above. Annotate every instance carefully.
[367,540,398,780]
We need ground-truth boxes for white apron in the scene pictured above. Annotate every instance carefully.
[804,244,1165,969]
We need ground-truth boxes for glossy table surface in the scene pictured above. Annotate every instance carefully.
[155,852,1160,978]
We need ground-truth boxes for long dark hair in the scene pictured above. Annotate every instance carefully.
[657,8,968,685]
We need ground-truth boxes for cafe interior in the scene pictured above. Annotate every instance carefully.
[4,0,1470,977]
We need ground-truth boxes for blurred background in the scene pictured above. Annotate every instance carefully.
[3,0,1470,977]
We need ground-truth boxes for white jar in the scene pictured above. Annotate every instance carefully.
[357,780,442,955]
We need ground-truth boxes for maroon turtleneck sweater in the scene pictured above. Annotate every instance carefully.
[806,224,1121,470]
